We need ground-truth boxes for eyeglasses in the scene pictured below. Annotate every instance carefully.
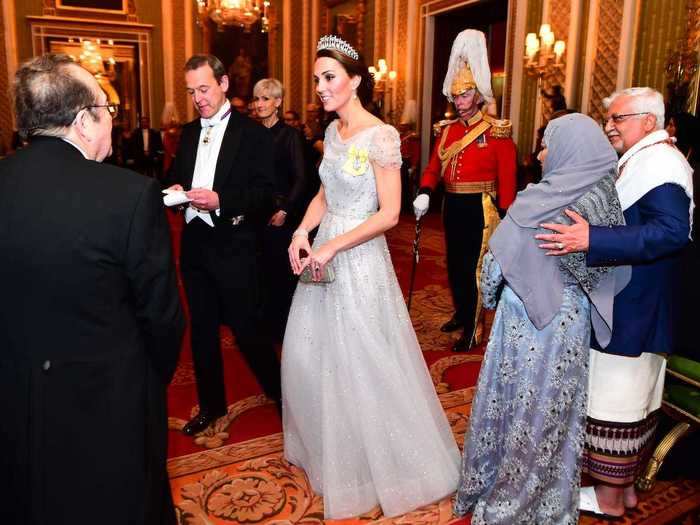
[601,112,649,126]
[83,103,120,119]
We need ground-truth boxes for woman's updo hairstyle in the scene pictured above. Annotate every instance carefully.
[316,47,374,107]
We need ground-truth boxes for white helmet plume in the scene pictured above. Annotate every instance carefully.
[442,29,494,105]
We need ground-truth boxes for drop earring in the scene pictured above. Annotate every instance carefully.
[352,89,358,100]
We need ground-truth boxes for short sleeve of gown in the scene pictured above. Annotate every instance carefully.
[369,125,402,170]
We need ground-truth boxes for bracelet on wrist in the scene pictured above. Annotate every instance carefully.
[292,228,309,238]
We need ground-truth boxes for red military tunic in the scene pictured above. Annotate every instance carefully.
[420,111,516,210]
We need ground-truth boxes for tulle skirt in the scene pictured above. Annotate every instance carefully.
[281,211,461,519]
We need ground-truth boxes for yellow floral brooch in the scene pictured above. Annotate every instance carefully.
[342,145,369,176]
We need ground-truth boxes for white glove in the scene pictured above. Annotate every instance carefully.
[413,193,430,219]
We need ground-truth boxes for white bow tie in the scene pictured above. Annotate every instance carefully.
[200,104,232,129]
[200,117,218,128]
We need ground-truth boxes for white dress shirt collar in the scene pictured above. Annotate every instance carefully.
[201,100,232,128]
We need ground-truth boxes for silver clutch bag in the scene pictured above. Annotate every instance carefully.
[299,263,335,284]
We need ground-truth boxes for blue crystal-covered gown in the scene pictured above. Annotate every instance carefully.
[454,252,589,524]
[281,120,461,520]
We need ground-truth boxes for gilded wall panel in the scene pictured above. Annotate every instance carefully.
[0,3,11,151]
[517,0,544,163]
[502,0,518,119]
[573,0,590,110]
[172,0,189,122]
[588,0,623,121]
[544,0,570,117]
[632,0,687,96]
[374,0,387,65]
[289,0,305,116]
[395,0,408,124]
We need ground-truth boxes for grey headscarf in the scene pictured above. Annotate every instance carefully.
[489,113,630,347]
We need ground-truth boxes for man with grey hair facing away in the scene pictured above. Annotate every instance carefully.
[0,54,184,525]
[536,87,694,518]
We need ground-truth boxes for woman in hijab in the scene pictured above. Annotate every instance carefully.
[453,113,630,524]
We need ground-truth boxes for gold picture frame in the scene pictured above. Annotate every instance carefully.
[55,0,128,16]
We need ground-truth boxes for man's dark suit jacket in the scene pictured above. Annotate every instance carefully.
[0,137,184,525]
[588,183,690,357]
[167,109,277,414]
[169,110,274,224]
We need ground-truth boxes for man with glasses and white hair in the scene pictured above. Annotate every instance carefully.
[536,86,694,517]
[0,54,184,525]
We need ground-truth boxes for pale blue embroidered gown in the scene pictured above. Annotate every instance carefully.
[282,120,461,520]
[454,252,589,525]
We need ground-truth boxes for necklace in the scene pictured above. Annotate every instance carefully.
[202,106,233,145]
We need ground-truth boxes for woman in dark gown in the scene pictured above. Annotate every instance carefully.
[253,78,310,341]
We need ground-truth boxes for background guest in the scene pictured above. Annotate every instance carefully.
[128,115,164,178]
[283,109,302,130]
[666,111,700,361]
[160,102,182,176]
[248,100,260,121]
[231,96,248,115]
[253,78,310,342]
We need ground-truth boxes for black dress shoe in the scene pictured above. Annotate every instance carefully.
[440,315,463,333]
[451,334,472,353]
[182,411,224,436]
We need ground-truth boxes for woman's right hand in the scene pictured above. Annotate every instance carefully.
[288,234,312,275]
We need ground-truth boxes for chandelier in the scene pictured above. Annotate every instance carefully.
[195,0,270,32]
[75,39,120,105]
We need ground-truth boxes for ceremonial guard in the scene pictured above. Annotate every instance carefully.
[414,29,516,352]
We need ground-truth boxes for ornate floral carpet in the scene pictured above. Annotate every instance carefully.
[166,212,700,524]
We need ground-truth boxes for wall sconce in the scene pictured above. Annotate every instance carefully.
[369,58,397,122]
[369,59,397,89]
[524,24,566,81]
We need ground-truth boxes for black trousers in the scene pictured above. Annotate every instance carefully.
[181,219,281,416]
[442,192,485,337]
[262,222,298,342]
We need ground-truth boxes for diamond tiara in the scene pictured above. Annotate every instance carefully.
[317,35,359,61]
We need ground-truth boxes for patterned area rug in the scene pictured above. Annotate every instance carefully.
[167,212,700,524]
[169,389,474,525]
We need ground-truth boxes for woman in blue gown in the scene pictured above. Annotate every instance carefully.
[454,113,630,524]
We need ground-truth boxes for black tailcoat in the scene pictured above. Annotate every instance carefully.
[169,111,281,415]
[0,137,185,524]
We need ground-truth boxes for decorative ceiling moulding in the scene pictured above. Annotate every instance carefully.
[27,16,154,124]
[420,0,479,17]
[43,0,138,22]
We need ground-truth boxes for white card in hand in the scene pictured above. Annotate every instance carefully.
[162,190,192,207]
